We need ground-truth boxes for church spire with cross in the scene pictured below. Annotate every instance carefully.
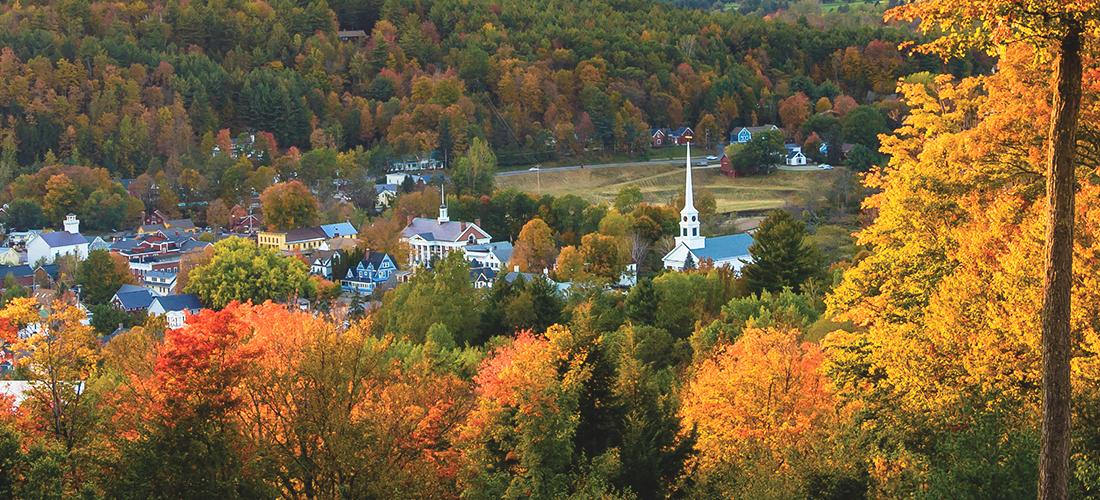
[675,137,706,250]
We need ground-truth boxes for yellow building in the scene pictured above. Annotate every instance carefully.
[257,227,327,252]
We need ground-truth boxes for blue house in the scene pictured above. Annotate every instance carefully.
[731,124,780,144]
[341,252,398,294]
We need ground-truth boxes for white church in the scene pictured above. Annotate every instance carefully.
[662,141,755,272]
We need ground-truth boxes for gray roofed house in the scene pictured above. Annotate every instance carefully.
[85,236,110,252]
[38,232,89,248]
[463,241,514,272]
[111,285,155,311]
[401,218,490,243]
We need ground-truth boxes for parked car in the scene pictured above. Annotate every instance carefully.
[818,164,833,170]
[693,159,709,166]
[705,155,718,161]
[528,166,541,171]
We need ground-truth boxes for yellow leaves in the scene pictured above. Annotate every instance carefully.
[681,327,831,472]
[0,296,40,327]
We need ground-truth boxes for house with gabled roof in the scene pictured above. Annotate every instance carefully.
[341,252,398,295]
[731,124,780,144]
[667,127,695,145]
[111,284,155,312]
[784,144,807,166]
[470,266,497,289]
[463,241,514,272]
[650,128,668,148]
[310,250,341,279]
[26,215,88,265]
[148,294,202,329]
[400,187,491,268]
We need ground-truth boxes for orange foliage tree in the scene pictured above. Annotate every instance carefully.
[680,327,831,475]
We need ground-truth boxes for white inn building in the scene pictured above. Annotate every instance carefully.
[400,186,491,268]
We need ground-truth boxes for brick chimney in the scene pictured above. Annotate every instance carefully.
[474,218,481,227]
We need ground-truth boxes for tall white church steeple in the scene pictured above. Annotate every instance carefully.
[675,139,705,250]
[438,182,450,223]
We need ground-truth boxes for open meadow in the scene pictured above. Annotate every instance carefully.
[497,163,844,214]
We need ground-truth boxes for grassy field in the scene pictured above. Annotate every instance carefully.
[497,163,842,214]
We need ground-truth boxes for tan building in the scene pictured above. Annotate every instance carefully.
[257,227,327,252]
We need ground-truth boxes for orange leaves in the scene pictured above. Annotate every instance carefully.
[681,327,831,471]
[151,303,259,421]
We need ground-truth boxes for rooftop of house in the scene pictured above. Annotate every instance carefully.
[374,183,399,193]
[0,264,58,280]
[284,227,327,243]
[151,294,202,312]
[113,286,155,310]
[37,231,87,248]
[319,221,357,239]
[737,125,779,135]
[401,218,487,243]
[364,251,395,268]
[466,241,514,263]
[144,270,177,280]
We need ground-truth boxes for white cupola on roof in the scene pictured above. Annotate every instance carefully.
[63,214,80,234]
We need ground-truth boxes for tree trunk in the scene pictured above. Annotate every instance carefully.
[1039,23,1083,500]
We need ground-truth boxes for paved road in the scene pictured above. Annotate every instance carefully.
[497,158,713,178]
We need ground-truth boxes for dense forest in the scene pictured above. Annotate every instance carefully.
[0,0,980,232]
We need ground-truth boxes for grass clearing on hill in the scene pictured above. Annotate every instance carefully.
[497,163,844,214]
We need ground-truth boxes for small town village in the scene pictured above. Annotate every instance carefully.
[0,0,1094,496]
[0,130,782,352]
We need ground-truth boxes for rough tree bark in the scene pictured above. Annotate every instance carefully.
[1039,22,1083,500]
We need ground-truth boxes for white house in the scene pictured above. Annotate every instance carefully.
[784,144,807,166]
[400,187,491,268]
[148,294,203,330]
[142,270,178,296]
[26,215,89,265]
[463,241,514,272]
[374,183,399,211]
[662,143,755,272]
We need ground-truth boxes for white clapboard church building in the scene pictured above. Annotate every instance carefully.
[662,140,754,272]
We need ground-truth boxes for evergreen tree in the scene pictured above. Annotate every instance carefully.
[742,211,822,294]
[624,278,658,325]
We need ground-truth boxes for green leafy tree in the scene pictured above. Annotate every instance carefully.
[376,252,483,344]
[841,105,888,149]
[77,249,135,306]
[731,131,784,177]
[614,186,644,213]
[451,138,497,196]
[2,199,46,231]
[184,237,314,308]
[742,211,822,294]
